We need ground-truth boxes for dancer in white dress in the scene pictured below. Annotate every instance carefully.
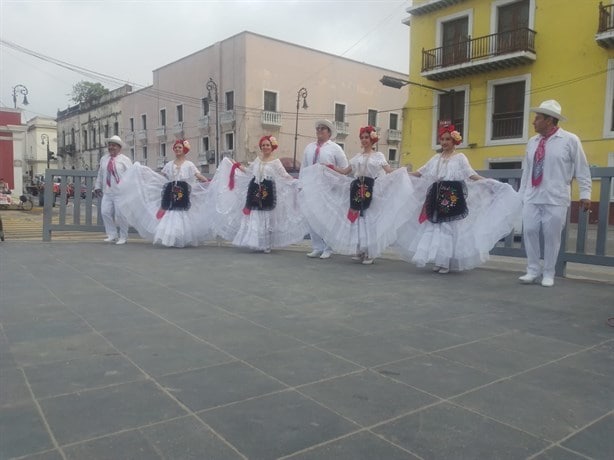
[300,126,414,264]
[213,136,308,252]
[395,125,522,273]
[117,139,215,247]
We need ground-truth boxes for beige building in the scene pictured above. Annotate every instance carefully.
[56,85,132,171]
[25,116,57,181]
[121,31,408,172]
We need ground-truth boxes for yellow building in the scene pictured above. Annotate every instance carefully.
[396,0,614,183]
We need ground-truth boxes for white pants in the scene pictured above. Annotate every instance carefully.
[308,228,331,253]
[522,203,568,278]
[101,193,129,240]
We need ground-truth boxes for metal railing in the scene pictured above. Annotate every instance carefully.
[41,167,614,278]
[598,2,614,33]
[481,167,614,276]
[422,28,536,72]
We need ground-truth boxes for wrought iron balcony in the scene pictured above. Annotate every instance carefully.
[596,2,614,47]
[125,131,135,145]
[421,28,536,81]
[387,129,402,143]
[173,122,184,138]
[198,150,216,165]
[334,121,349,138]
[59,144,76,157]
[137,129,147,145]
[221,111,235,130]
[261,111,282,127]
[221,150,235,160]
[155,126,166,140]
[198,115,211,132]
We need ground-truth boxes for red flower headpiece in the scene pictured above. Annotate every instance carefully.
[173,139,191,153]
[359,126,378,144]
[438,125,462,145]
[259,135,278,151]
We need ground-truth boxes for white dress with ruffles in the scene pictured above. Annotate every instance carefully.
[117,161,216,247]
[394,152,522,270]
[210,157,308,250]
[299,152,417,258]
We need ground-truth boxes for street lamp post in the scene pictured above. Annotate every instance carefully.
[380,75,455,128]
[41,134,55,169]
[206,78,220,167]
[12,84,29,108]
[293,88,308,173]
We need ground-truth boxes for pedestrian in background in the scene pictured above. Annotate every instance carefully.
[299,119,349,259]
[518,100,592,287]
[94,135,132,244]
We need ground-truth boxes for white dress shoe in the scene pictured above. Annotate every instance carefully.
[361,257,375,265]
[438,267,450,274]
[103,236,117,242]
[541,277,554,287]
[432,266,442,272]
[319,250,332,259]
[518,273,540,283]
[306,250,322,258]
[115,238,127,245]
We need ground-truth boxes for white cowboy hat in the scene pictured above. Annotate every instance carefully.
[106,135,124,148]
[314,119,337,140]
[530,100,567,122]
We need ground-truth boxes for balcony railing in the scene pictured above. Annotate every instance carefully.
[334,121,349,137]
[261,111,282,127]
[137,129,147,144]
[198,150,216,165]
[221,150,235,160]
[422,28,536,80]
[596,2,614,47]
[198,115,211,131]
[221,111,235,130]
[491,112,524,140]
[387,129,402,143]
[125,131,135,145]
[173,122,184,138]
[155,126,166,140]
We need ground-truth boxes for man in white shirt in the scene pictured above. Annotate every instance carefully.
[518,100,592,287]
[94,135,133,245]
[300,119,349,259]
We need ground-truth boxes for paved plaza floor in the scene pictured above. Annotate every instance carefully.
[1,240,612,459]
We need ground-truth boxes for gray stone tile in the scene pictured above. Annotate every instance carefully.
[101,324,233,376]
[374,402,548,459]
[0,402,53,459]
[247,346,362,386]
[383,324,471,352]
[434,340,552,377]
[176,315,305,359]
[423,314,514,340]
[523,316,614,347]
[248,310,361,344]
[81,307,167,333]
[453,379,609,440]
[514,362,613,410]
[316,333,422,368]
[562,413,614,459]
[479,331,584,361]
[300,370,437,426]
[159,361,285,411]
[2,315,91,345]
[16,450,64,460]
[285,431,420,459]
[555,342,614,379]
[24,354,145,399]
[9,332,116,367]
[199,390,359,459]
[375,354,498,398]
[63,430,161,460]
[39,380,185,445]
[0,367,31,408]
[531,446,590,460]
[139,415,244,460]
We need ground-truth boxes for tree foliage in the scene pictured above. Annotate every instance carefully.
[70,81,109,105]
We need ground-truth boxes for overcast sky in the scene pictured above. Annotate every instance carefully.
[1,0,411,120]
